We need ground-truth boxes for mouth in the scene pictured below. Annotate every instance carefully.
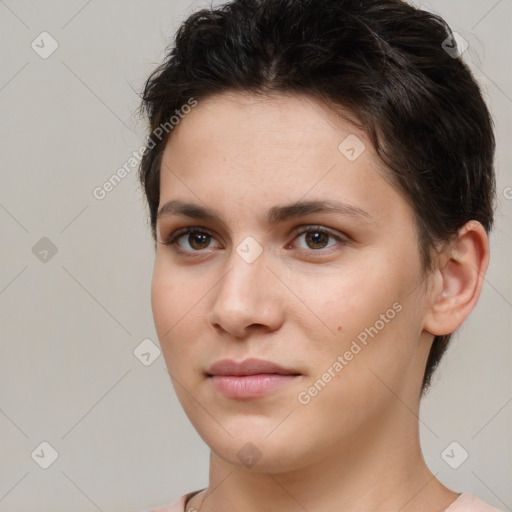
[206,358,301,399]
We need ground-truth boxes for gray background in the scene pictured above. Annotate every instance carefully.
[0,1,510,511]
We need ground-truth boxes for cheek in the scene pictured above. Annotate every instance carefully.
[151,257,199,328]
[296,258,421,378]
[294,264,399,341]
[292,304,419,443]
[150,267,175,339]
[150,262,196,363]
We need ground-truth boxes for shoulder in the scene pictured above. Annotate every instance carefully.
[145,489,205,512]
[446,492,504,512]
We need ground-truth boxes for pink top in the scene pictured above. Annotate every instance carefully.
[148,490,503,512]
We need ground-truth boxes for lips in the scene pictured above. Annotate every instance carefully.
[206,358,300,377]
[206,358,301,399]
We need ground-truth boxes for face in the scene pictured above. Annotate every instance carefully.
[151,91,434,472]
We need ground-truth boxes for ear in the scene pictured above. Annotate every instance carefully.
[423,220,490,336]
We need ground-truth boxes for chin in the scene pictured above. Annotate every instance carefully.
[198,428,315,474]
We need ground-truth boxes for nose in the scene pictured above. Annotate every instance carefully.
[207,246,284,338]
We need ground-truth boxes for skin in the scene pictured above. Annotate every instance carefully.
[151,91,489,512]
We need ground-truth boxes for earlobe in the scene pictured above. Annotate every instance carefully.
[423,221,490,336]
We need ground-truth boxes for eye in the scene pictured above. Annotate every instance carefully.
[161,226,221,253]
[289,225,346,252]
[159,224,347,256]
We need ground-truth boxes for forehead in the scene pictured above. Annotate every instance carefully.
[158,91,413,229]
[166,91,365,160]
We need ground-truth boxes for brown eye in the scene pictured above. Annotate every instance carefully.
[163,227,221,253]
[187,232,211,250]
[304,230,330,249]
[291,225,346,252]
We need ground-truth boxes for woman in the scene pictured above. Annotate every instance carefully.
[137,0,501,510]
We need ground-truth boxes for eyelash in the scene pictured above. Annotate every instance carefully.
[160,225,347,256]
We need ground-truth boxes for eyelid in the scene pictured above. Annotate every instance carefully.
[290,224,345,239]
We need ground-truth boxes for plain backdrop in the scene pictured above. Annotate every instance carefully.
[0,1,511,511]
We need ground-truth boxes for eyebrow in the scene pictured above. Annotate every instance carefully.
[157,198,375,226]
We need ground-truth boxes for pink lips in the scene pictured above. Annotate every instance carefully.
[206,358,301,399]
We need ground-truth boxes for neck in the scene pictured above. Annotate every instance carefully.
[193,405,459,512]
